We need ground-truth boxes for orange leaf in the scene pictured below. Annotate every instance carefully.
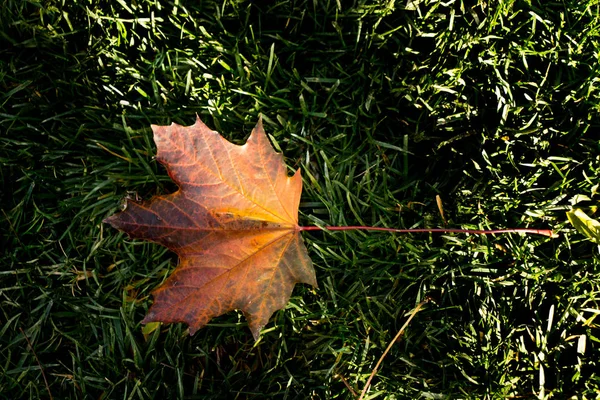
[105,117,317,339]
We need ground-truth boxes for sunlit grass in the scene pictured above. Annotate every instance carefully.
[1,0,600,398]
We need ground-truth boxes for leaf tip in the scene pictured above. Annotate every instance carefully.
[141,312,156,325]
[103,214,118,228]
[246,314,267,341]
[249,325,263,341]
[255,115,265,133]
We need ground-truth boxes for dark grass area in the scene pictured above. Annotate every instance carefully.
[2,0,600,398]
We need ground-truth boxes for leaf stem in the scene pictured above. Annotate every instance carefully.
[298,225,556,237]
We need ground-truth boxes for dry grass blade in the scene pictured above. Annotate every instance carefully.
[20,328,53,400]
[358,300,428,400]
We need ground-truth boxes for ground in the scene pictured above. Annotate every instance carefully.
[1,1,600,398]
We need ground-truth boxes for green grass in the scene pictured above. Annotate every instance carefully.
[2,0,600,398]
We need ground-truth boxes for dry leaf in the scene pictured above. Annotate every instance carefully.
[105,116,317,339]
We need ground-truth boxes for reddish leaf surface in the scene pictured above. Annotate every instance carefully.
[105,117,317,339]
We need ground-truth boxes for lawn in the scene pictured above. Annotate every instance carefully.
[1,0,600,398]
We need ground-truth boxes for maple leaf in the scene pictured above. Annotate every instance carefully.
[105,117,317,339]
